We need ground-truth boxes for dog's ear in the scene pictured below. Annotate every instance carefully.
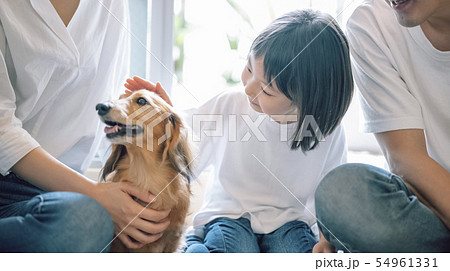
[161,113,194,183]
[101,144,127,182]
[161,113,181,163]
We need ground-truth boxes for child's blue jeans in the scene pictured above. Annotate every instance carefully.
[315,163,450,252]
[184,217,317,253]
[0,173,114,252]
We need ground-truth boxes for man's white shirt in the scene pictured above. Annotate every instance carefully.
[347,0,450,171]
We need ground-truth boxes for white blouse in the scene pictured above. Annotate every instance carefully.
[0,0,130,175]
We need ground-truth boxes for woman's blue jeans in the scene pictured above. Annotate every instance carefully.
[0,173,114,252]
[315,163,450,252]
[184,217,317,253]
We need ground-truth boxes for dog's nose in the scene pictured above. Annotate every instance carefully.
[96,103,111,116]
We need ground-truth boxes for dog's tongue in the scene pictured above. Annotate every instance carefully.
[104,125,121,134]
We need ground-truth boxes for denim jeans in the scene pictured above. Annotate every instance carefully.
[315,163,450,253]
[0,173,114,252]
[184,217,317,253]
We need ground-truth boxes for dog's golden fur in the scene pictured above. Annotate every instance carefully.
[99,90,192,253]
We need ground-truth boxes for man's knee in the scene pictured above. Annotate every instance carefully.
[315,163,385,210]
[315,163,388,232]
[314,164,407,252]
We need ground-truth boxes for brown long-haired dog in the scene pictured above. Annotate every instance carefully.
[96,89,193,253]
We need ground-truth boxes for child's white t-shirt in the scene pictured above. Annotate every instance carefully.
[183,89,347,236]
[346,0,450,171]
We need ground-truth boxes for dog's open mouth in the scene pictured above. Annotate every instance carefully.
[103,120,143,139]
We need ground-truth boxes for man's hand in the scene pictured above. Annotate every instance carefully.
[313,230,335,253]
[124,76,173,106]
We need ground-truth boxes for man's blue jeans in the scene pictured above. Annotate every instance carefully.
[315,163,450,252]
[0,173,114,252]
[184,217,317,253]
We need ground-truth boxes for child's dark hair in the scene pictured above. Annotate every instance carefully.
[250,9,353,152]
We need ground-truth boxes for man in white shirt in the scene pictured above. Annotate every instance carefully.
[0,0,169,252]
[313,0,450,252]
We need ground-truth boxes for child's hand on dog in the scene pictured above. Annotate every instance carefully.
[95,181,171,249]
[124,76,173,106]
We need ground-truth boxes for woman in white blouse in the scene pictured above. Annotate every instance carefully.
[0,0,169,252]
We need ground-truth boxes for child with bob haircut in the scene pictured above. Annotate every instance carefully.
[125,9,353,253]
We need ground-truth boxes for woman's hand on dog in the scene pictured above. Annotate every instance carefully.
[95,181,171,249]
[124,76,173,106]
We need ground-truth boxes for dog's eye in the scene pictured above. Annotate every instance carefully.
[136,97,147,106]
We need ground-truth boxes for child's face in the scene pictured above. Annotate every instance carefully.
[241,55,297,124]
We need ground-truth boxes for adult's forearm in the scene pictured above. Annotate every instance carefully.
[10,147,100,199]
[393,156,450,229]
